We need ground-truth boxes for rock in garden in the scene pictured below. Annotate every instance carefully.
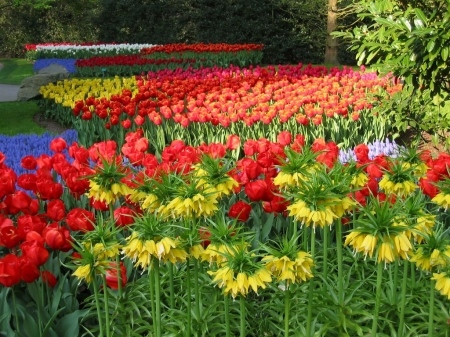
[17,64,69,101]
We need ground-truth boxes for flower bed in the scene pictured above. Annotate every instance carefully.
[40,64,402,151]
[0,129,449,336]
[26,42,158,60]
[33,59,77,73]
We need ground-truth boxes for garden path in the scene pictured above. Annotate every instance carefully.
[0,62,21,102]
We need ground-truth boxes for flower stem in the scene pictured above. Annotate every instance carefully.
[429,279,435,337]
[371,262,384,337]
[306,228,316,337]
[284,283,290,337]
[168,262,175,309]
[336,218,344,306]
[148,264,157,337]
[186,259,192,337]
[397,261,408,337]
[154,260,162,337]
[193,259,201,318]
[410,262,416,288]
[12,287,20,336]
[102,275,112,337]
[392,261,399,303]
[92,277,105,337]
[35,278,43,337]
[240,295,246,337]
[224,294,231,337]
[323,225,329,282]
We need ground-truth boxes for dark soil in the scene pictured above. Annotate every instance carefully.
[33,111,69,134]
[395,127,449,157]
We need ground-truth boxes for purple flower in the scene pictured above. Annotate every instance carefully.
[33,59,77,73]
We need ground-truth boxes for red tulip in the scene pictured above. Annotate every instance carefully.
[226,134,240,150]
[19,256,40,283]
[354,144,370,163]
[66,208,95,232]
[41,270,58,287]
[277,131,292,146]
[49,137,67,153]
[21,155,37,170]
[20,240,49,266]
[44,226,66,250]
[0,254,21,287]
[244,179,273,202]
[114,206,136,227]
[11,190,32,210]
[25,231,45,246]
[46,199,66,221]
[0,225,21,248]
[228,201,252,222]
[199,227,211,248]
[105,262,127,290]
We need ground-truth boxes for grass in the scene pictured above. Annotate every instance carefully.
[0,58,34,85]
[0,102,46,135]
[0,58,46,136]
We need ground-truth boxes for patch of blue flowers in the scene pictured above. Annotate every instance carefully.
[0,130,78,176]
[339,138,401,164]
[33,59,77,73]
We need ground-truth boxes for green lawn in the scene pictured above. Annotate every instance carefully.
[0,102,46,135]
[0,58,34,85]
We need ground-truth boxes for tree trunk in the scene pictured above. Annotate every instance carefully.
[324,0,339,65]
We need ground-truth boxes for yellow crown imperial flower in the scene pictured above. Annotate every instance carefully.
[73,264,94,284]
[432,272,450,299]
[432,193,450,210]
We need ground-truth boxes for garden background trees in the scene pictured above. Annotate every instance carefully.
[334,0,450,147]
[0,0,356,65]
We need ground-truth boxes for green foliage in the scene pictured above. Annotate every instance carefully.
[334,0,450,148]
[93,0,329,65]
[0,0,100,58]
[0,102,47,135]
[0,58,34,84]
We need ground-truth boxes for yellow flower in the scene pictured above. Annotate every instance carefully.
[432,193,450,210]
[411,248,448,272]
[73,264,94,283]
[345,232,379,259]
[189,244,205,260]
[262,251,314,284]
[377,242,395,265]
[273,171,305,188]
[407,214,435,244]
[287,200,336,228]
[166,193,218,218]
[92,242,121,260]
[156,237,177,260]
[87,180,133,204]
[141,194,161,211]
[208,267,272,299]
[331,196,354,218]
[379,175,416,197]
[350,172,368,188]
[165,248,189,264]
[202,243,240,266]
[122,232,144,262]
[393,233,412,259]
[432,272,450,299]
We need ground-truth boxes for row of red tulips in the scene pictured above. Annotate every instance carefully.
[40,64,401,149]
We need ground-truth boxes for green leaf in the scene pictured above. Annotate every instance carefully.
[441,47,449,61]
[414,8,427,25]
[427,40,436,53]
[54,309,89,337]
[261,213,275,240]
